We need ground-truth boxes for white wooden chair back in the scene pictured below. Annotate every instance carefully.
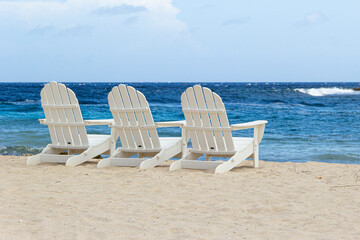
[182,85,235,153]
[41,82,89,147]
[108,84,160,151]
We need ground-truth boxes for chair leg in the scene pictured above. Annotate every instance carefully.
[215,147,252,174]
[26,154,42,166]
[169,151,202,171]
[97,151,136,168]
[66,139,110,167]
[140,140,182,169]
[96,158,111,168]
[253,143,259,168]
[139,150,164,169]
[26,145,61,165]
[253,127,260,168]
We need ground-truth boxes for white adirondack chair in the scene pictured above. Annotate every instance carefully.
[27,82,113,167]
[169,85,267,174]
[97,84,183,169]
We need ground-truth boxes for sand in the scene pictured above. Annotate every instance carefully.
[0,156,360,240]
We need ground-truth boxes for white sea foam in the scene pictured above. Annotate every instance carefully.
[295,87,358,97]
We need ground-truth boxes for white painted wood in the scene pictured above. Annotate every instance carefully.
[203,87,226,151]
[118,84,145,149]
[40,90,58,145]
[213,92,234,151]
[169,151,202,171]
[231,120,268,130]
[155,120,186,128]
[185,87,208,151]
[58,84,81,146]
[181,127,188,157]
[127,86,153,149]
[109,85,133,149]
[108,84,162,151]
[253,127,259,168]
[27,82,112,167]
[214,143,253,174]
[98,84,182,169]
[84,119,114,125]
[181,92,200,150]
[170,85,267,173]
[67,87,89,146]
[43,83,65,145]
[193,85,217,151]
[103,158,147,167]
[140,139,181,169]
[50,82,73,146]
[181,160,223,170]
[137,91,160,149]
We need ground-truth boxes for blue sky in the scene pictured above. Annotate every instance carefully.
[0,0,359,82]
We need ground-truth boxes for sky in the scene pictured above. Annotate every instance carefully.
[0,0,359,82]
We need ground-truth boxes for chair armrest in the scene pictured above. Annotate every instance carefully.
[231,120,268,144]
[231,120,268,130]
[155,120,186,128]
[39,119,46,124]
[84,119,114,126]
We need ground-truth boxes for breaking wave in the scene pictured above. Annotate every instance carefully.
[295,87,358,97]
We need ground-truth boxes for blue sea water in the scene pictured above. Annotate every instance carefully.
[1,82,360,164]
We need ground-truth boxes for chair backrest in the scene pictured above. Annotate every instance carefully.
[181,85,234,153]
[41,82,89,147]
[108,84,160,151]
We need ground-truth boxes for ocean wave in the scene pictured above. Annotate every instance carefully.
[295,87,358,97]
[0,146,42,156]
[0,99,41,105]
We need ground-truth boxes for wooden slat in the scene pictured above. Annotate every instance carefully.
[40,82,89,147]
[203,87,226,151]
[118,84,144,149]
[58,84,81,146]
[181,91,199,150]
[213,93,234,151]
[49,82,73,146]
[67,88,89,146]
[127,86,153,149]
[185,87,208,151]
[43,83,65,145]
[108,88,128,149]
[137,91,160,148]
[108,84,161,150]
[40,89,58,145]
[109,86,134,149]
[193,85,217,151]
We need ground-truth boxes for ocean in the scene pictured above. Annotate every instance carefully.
[1,82,360,164]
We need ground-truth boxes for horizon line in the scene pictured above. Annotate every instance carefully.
[0,81,359,84]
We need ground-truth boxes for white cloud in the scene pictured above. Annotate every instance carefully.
[0,0,187,33]
[295,13,328,26]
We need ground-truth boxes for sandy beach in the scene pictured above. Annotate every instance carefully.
[0,156,359,240]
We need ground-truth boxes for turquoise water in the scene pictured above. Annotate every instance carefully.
[1,82,360,164]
